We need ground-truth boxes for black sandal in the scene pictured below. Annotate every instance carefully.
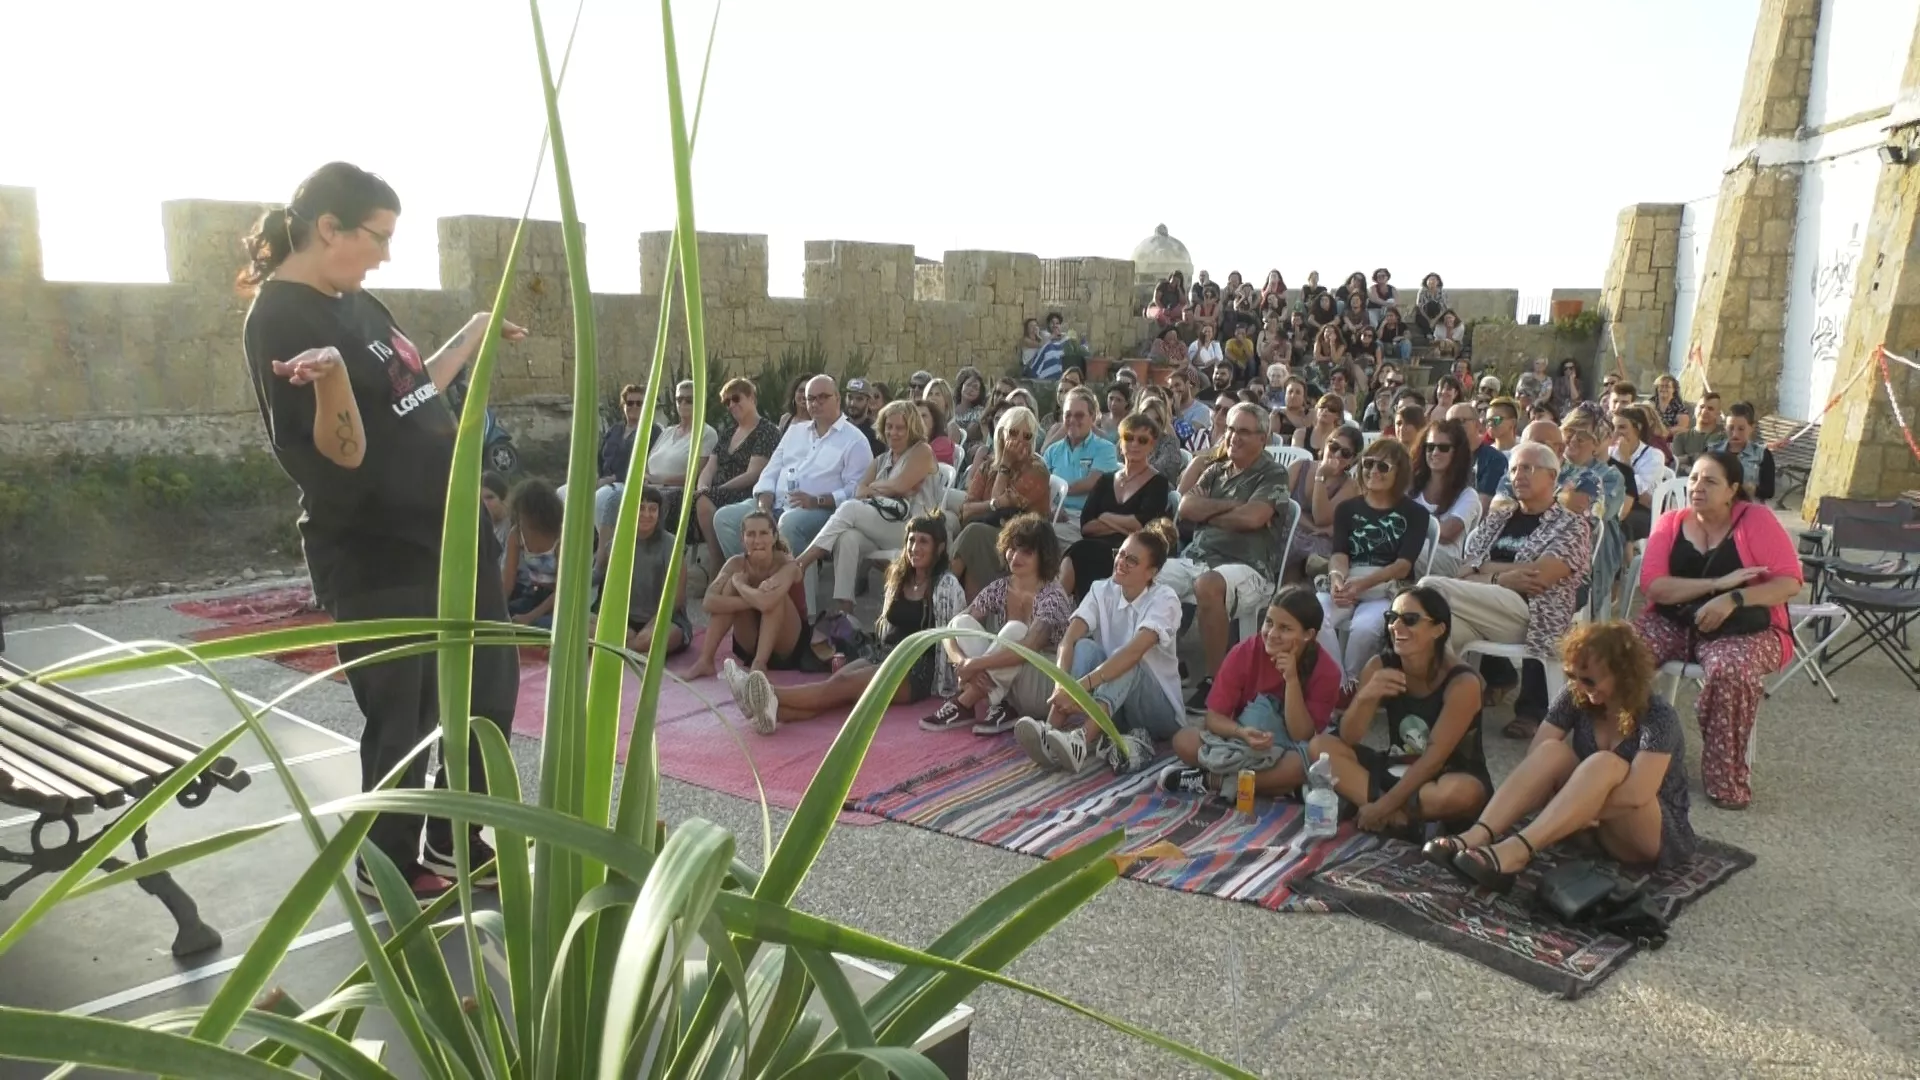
[1452,832,1536,894]
[1421,821,1495,871]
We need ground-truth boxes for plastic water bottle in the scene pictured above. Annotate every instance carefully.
[1302,753,1339,840]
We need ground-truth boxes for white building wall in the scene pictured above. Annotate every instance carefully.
[1780,153,1879,419]
[1804,0,1913,128]
[1668,195,1719,378]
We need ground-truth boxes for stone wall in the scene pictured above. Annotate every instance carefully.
[1469,323,1604,390]
[1596,203,1685,384]
[1683,0,1820,413]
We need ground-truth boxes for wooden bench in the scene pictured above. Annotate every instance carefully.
[1759,415,1819,509]
[0,657,250,956]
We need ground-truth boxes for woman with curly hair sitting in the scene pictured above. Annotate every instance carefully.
[1424,620,1696,891]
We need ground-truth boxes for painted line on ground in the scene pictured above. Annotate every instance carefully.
[66,913,387,1018]
[0,623,83,639]
[78,672,198,697]
[67,623,356,751]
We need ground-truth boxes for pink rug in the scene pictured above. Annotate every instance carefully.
[174,588,985,827]
[514,646,999,827]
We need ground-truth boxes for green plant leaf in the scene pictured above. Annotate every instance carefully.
[358,843,488,1080]
[0,1007,330,1080]
[772,1049,947,1080]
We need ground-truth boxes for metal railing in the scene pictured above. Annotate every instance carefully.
[1515,294,1552,325]
[1039,258,1083,305]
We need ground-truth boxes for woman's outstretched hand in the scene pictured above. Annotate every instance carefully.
[465,313,530,343]
[272,346,345,385]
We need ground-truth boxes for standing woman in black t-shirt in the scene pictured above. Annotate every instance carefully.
[239,162,527,901]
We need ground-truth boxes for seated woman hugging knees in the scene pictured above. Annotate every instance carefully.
[1424,621,1696,891]
[1013,520,1185,776]
[1307,586,1492,834]
[925,514,1074,735]
[1158,586,1343,798]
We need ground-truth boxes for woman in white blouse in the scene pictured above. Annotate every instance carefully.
[793,400,943,616]
[646,380,717,521]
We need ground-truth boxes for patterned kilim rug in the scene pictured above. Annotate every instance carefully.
[849,745,1381,911]
[1294,836,1757,999]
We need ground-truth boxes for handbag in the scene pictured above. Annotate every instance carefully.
[867,495,910,523]
[1535,860,1670,948]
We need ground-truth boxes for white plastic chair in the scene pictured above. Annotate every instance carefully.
[1461,640,1570,706]
[1362,431,1381,447]
[1265,445,1313,473]
[1231,501,1302,642]
[937,461,956,490]
[1619,477,1691,616]
[1047,474,1070,524]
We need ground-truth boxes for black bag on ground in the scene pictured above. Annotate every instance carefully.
[1535,860,1671,948]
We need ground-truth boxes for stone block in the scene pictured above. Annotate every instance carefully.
[162,199,276,291]
[0,186,44,283]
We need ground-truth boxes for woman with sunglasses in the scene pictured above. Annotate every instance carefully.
[1318,439,1431,683]
[1014,519,1186,775]
[793,400,943,617]
[640,380,717,530]
[1426,621,1695,890]
[1284,426,1360,583]
[951,406,1052,597]
[693,378,779,572]
[1308,586,1490,834]
[1292,392,1348,456]
[723,513,964,734]
[1411,419,1479,576]
[569,382,655,571]
[1061,412,1173,601]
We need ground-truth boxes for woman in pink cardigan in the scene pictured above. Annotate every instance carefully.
[1634,449,1802,809]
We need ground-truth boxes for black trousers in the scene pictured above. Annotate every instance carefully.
[329,529,520,872]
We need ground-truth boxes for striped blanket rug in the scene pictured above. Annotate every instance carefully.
[850,745,1381,912]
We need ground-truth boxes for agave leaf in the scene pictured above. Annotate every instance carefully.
[744,948,813,1079]
[0,1005,360,1080]
[358,844,488,1080]
[771,1049,947,1080]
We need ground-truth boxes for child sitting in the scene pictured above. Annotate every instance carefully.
[615,485,692,655]
[1158,586,1342,798]
[503,479,563,629]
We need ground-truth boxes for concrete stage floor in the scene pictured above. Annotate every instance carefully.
[1,577,1916,1079]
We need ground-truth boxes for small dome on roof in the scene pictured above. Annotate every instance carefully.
[1131,224,1192,284]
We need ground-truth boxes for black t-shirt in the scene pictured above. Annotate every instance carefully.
[1488,510,1544,562]
[1333,496,1430,569]
[244,280,460,602]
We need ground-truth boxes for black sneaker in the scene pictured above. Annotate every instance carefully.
[354,861,454,906]
[1157,765,1215,797]
[1185,678,1214,715]
[919,698,972,732]
[971,701,1016,735]
[422,835,499,889]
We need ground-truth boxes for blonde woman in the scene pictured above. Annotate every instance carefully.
[793,400,943,615]
[951,406,1052,597]
[921,377,967,446]
[1135,396,1189,483]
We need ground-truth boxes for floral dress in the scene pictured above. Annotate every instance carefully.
[701,418,779,508]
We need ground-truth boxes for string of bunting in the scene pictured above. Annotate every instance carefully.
[1683,342,1713,394]
[1878,345,1920,466]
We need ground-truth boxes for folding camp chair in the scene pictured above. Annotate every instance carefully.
[1817,519,1920,693]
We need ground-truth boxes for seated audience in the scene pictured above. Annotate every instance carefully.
[1652,374,1690,433]
[916,398,956,467]
[647,380,717,517]
[1419,441,1593,735]
[481,470,511,552]
[1293,393,1347,456]
[1273,377,1314,442]
[504,478,563,629]
[1188,321,1224,369]
[1159,586,1343,798]
[926,515,1073,734]
[1167,367,1212,434]
[844,378,885,455]
[605,485,691,655]
[1308,586,1491,833]
[686,509,810,678]
[1013,521,1185,774]
[1377,307,1412,361]
[713,375,873,561]
[775,374,812,437]
[1147,272,1187,328]
[1610,403,1664,541]
[1669,391,1722,470]
[694,377,779,571]
[1135,395,1189,483]
[1097,383,1133,443]
[1393,403,1428,452]
[1554,358,1587,411]
[952,406,1052,597]
[1285,425,1361,582]
[1633,450,1801,809]
[1165,403,1296,709]
[951,367,990,435]
[1318,438,1431,683]
[1042,388,1120,544]
[1412,273,1450,335]
[793,399,943,616]
[1473,398,1520,509]
[1427,375,1465,423]
[1411,419,1480,576]
[1062,412,1173,600]
[722,513,965,734]
[1425,621,1696,891]
[1712,401,1771,500]
[562,382,650,571]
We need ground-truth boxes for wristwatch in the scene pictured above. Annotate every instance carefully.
[1730,589,1746,608]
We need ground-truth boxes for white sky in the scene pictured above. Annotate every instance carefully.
[2,0,1756,299]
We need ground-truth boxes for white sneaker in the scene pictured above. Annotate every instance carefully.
[1103,731,1156,775]
[1042,726,1093,774]
[741,669,779,735]
[1013,716,1054,769]
[721,658,751,710]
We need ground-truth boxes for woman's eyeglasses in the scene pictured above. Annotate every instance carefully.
[1326,444,1354,459]
[623,399,644,409]
[1425,443,1454,455]
[724,394,747,405]
[1359,459,1394,475]
[1114,550,1144,568]
[1124,433,1154,446]
[1381,610,1428,627]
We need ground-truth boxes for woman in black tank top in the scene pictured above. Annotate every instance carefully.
[1308,586,1491,834]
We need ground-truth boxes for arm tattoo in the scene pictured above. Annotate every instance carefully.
[335,410,361,458]
[445,328,468,351]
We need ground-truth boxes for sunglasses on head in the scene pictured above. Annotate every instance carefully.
[1381,610,1428,627]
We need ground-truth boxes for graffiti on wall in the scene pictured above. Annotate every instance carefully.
[1807,223,1862,374]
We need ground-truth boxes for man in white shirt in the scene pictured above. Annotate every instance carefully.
[712,375,873,560]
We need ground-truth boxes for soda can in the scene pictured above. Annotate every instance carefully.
[1235,769,1257,816]
[831,652,846,673]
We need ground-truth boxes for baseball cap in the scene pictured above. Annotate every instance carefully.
[1478,375,1503,393]
[845,378,869,393]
